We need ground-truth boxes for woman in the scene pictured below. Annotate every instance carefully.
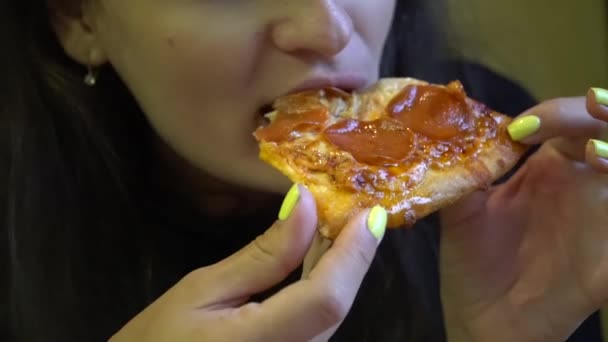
[2,0,607,341]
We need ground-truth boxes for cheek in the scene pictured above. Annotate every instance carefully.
[108,22,266,166]
[351,0,395,55]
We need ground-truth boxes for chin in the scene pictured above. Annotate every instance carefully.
[210,157,293,195]
[254,176,293,194]
[241,162,293,194]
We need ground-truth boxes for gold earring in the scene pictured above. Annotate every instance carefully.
[84,64,97,86]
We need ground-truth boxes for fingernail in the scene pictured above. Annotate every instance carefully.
[507,115,541,141]
[278,184,300,221]
[591,87,608,106]
[590,139,608,159]
[367,206,387,240]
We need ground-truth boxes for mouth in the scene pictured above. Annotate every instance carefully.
[254,73,370,128]
[287,73,368,96]
[255,103,275,127]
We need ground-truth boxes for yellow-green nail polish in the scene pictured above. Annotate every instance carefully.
[591,139,608,159]
[592,88,608,106]
[507,116,541,141]
[278,184,300,221]
[367,206,387,240]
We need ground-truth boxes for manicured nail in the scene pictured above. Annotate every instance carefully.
[367,206,387,240]
[278,184,300,221]
[591,87,608,106]
[507,115,541,141]
[590,139,608,159]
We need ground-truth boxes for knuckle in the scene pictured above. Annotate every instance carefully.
[347,243,375,266]
[543,98,576,120]
[314,286,349,325]
[249,234,293,278]
[339,238,375,267]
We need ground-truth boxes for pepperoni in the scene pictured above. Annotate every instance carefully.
[254,91,330,143]
[324,118,416,166]
[387,82,474,140]
[254,107,328,143]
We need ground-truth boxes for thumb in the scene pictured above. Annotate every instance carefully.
[245,207,387,342]
[185,184,318,308]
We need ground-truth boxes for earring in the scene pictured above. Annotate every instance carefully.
[83,64,97,86]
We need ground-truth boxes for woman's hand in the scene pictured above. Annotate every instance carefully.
[439,88,608,341]
[110,185,387,342]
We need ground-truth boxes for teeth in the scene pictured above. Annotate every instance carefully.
[264,110,278,121]
[255,110,276,127]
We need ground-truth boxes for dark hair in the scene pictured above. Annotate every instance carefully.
[382,0,448,80]
[2,2,161,340]
[2,1,449,341]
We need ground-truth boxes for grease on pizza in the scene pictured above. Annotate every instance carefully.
[254,78,527,239]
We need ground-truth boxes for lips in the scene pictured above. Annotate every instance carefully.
[253,73,370,129]
[286,73,369,96]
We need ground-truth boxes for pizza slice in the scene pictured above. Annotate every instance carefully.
[254,78,527,239]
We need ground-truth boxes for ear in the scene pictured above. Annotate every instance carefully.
[49,1,107,66]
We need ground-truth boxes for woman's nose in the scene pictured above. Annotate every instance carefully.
[271,0,353,58]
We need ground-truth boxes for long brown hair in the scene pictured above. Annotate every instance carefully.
[2,1,159,340]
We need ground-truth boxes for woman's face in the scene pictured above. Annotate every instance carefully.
[73,0,396,193]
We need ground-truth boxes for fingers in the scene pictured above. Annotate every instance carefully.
[181,184,318,308]
[247,206,387,341]
[587,88,608,123]
[508,97,605,145]
[302,232,332,278]
[508,88,608,163]
[586,139,608,173]
[586,88,608,172]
